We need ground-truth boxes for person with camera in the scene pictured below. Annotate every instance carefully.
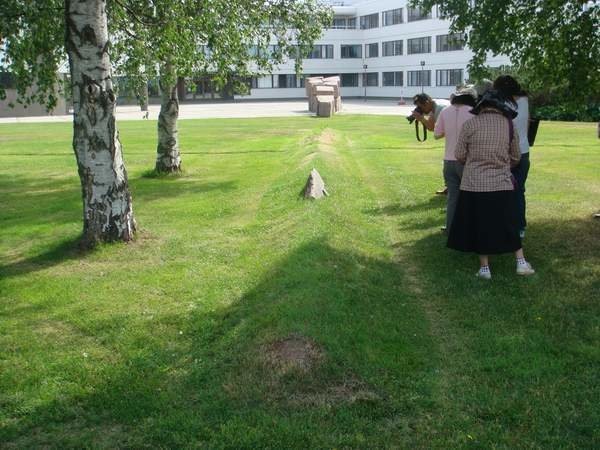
[408,93,449,193]
[446,90,535,279]
[408,93,446,132]
[434,86,477,233]
[493,75,530,238]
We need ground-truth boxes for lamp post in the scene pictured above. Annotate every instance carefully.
[363,61,368,102]
[420,60,425,93]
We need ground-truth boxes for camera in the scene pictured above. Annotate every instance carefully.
[406,106,424,124]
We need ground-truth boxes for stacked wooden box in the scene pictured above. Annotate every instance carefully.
[306,76,342,118]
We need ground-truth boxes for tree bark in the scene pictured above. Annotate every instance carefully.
[155,66,181,172]
[65,0,136,247]
[140,81,149,112]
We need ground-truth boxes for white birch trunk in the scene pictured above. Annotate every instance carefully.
[65,0,136,246]
[155,66,181,172]
[140,82,149,112]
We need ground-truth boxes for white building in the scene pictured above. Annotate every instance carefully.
[239,0,509,100]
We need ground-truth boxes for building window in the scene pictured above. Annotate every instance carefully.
[382,40,403,57]
[248,45,280,59]
[382,8,403,26]
[383,71,403,87]
[365,43,379,58]
[436,69,463,86]
[255,75,273,89]
[436,33,466,52]
[362,72,378,87]
[341,44,362,59]
[407,7,431,22]
[307,44,334,59]
[407,70,431,87]
[332,17,357,29]
[278,74,299,89]
[341,73,359,87]
[407,37,431,54]
[360,13,379,29]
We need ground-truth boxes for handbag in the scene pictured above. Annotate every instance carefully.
[528,117,540,146]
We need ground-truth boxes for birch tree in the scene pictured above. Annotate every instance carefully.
[1,0,135,246]
[109,0,332,173]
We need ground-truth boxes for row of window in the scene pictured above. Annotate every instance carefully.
[303,34,464,60]
[251,69,464,89]
[341,33,465,59]
[333,7,434,30]
[233,33,465,63]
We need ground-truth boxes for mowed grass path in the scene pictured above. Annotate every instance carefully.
[0,117,598,448]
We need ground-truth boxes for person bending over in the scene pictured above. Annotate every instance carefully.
[411,93,449,195]
[411,93,445,131]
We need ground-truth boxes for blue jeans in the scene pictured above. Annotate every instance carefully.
[511,152,530,231]
[443,160,464,231]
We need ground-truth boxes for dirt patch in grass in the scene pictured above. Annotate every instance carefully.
[260,334,380,407]
[263,334,324,375]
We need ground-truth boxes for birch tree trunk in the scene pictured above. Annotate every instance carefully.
[140,81,149,112]
[155,66,181,172]
[65,0,136,247]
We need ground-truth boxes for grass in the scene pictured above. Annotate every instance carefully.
[0,116,599,448]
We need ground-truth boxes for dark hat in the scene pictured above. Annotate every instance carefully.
[471,89,518,119]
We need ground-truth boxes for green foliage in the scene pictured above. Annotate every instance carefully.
[413,0,600,104]
[0,1,65,110]
[1,117,599,447]
[474,64,599,121]
[0,0,332,109]
[535,103,600,122]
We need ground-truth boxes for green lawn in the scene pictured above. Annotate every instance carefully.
[0,116,598,448]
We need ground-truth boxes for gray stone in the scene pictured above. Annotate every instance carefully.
[303,168,329,199]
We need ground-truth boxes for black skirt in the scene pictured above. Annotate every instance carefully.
[447,190,522,254]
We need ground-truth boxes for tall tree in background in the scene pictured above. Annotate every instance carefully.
[110,0,332,173]
[413,0,599,102]
[1,0,136,246]
[109,0,201,173]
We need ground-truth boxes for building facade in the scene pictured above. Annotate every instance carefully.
[238,0,509,100]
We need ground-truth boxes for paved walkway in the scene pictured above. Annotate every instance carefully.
[0,99,415,123]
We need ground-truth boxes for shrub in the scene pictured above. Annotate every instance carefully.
[533,103,600,122]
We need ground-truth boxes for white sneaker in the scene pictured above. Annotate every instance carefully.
[516,262,535,276]
[476,268,492,280]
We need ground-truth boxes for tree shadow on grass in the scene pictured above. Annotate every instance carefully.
[0,239,436,448]
[1,172,238,279]
[366,196,444,217]
[131,176,238,201]
[365,196,446,232]
[400,215,600,446]
[0,235,91,279]
[0,174,82,240]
